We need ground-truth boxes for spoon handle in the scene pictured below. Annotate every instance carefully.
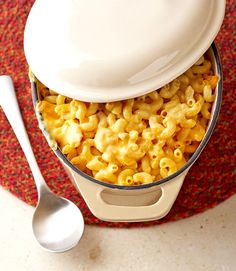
[0,75,49,195]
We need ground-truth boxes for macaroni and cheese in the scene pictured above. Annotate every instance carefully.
[36,55,218,185]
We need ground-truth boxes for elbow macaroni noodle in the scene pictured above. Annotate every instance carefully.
[36,55,218,185]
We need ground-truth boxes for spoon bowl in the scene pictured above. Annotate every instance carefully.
[0,75,84,252]
[33,190,84,252]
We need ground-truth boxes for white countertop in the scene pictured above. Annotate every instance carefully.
[0,186,235,271]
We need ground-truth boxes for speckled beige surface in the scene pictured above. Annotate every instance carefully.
[0,187,236,271]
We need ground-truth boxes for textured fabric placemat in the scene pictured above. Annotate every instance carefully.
[0,0,235,228]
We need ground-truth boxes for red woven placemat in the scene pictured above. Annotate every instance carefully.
[0,0,235,228]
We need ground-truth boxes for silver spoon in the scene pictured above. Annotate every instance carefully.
[0,75,84,252]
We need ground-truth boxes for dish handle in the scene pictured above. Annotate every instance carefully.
[69,170,188,222]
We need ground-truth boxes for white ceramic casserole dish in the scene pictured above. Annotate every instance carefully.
[31,43,222,222]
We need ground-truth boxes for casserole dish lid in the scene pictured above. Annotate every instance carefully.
[24,0,225,102]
